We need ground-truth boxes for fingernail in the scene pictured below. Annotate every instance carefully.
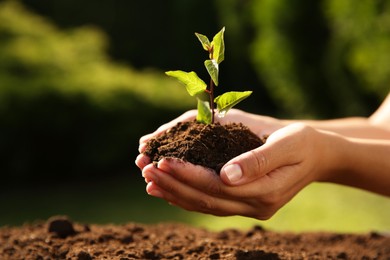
[223,164,242,183]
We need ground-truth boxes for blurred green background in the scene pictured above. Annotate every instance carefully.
[1,0,389,232]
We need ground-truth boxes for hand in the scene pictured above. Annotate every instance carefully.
[141,123,339,219]
[135,109,284,170]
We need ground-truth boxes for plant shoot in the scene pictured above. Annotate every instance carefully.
[166,27,252,124]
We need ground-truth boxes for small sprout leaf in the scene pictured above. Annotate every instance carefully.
[196,98,212,124]
[165,70,207,96]
[211,27,225,64]
[204,59,219,86]
[215,91,252,115]
[195,33,211,51]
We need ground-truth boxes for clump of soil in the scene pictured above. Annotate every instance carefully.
[144,121,265,173]
[1,216,389,259]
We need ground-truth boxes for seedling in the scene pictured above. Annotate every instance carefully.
[166,27,252,124]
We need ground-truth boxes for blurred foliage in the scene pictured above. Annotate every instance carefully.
[0,1,193,180]
[324,0,390,98]
[19,0,277,116]
[20,0,389,119]
[0,1,193,108]
[249,0,389,117]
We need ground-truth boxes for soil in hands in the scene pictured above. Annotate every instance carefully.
[144,120,265,173]
[1,216,389,259]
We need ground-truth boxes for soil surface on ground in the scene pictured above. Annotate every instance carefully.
[144,121,265,173]
[1,216,389,259]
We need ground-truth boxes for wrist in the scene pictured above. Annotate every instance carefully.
[319,133,390,196]
[315,130,350,183]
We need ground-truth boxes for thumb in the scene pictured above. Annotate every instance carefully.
[220,125,298,186]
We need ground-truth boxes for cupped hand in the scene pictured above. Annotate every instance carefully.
[136,109,285,170]
[141,123,340,219]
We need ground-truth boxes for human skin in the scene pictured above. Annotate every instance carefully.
[136,94,390,219]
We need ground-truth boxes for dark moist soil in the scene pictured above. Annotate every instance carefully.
[144,121,265,173]
[1,216,389,260]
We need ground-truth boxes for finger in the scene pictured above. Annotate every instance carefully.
[138,133,155,153]
[142,164,256,217]
[216,109,255,126]
[135,153,151,170]
[220,124,304,186]
[156,158,270,200]
[138,110,197,152]
[216,109,282,137]
[153,110,197,135]
[147,158,308,219]
[156,158,224,195]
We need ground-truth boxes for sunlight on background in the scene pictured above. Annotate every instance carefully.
[188,183,390,233]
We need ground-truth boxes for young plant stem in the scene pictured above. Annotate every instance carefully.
[209,79,215,124]
[208,47,215,124]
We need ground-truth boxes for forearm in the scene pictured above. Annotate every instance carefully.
[283,117,390,139]
[283,93,390,139]
[323,134,390,196]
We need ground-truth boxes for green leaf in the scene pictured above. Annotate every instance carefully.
[204,59,219,86]
[165,70,207,96]
[195,32,211,51]
[214,91,252,115]
[211,27,225,64]
[196,98,212,124]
